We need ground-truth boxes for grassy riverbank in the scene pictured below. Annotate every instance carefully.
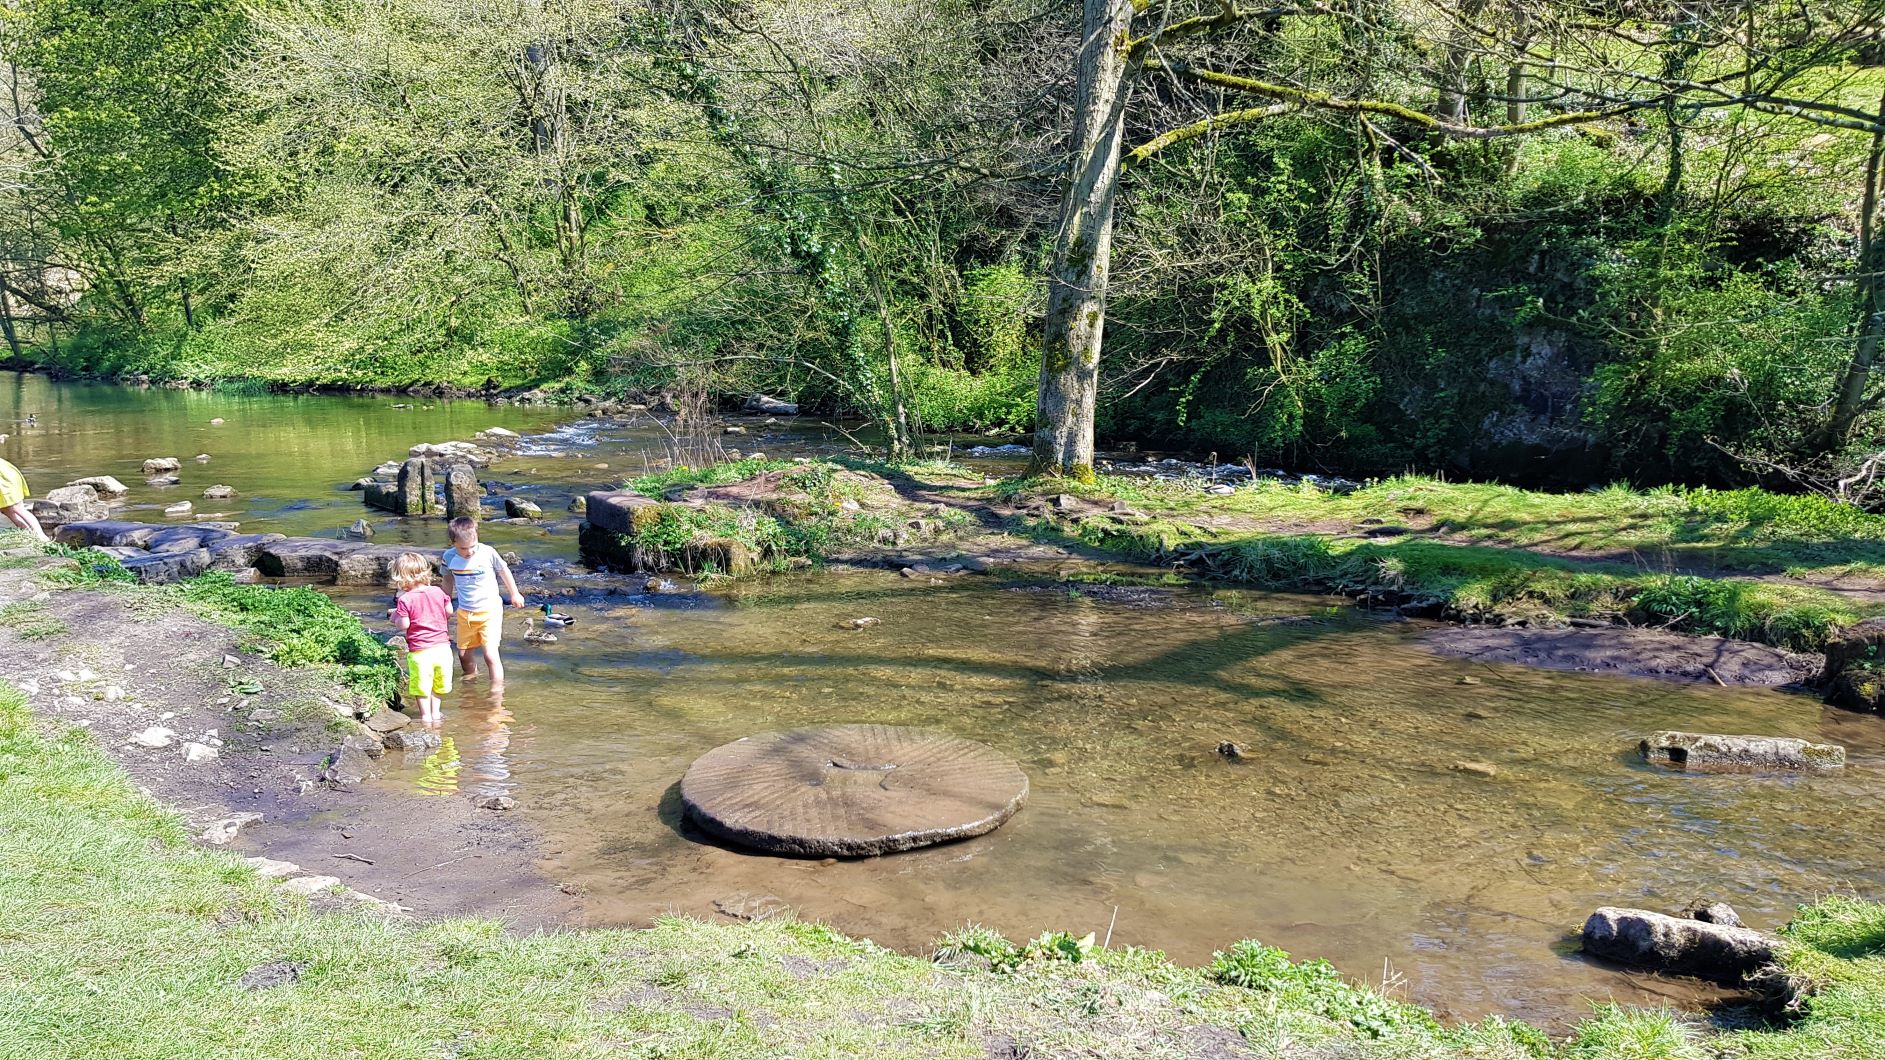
[4,677,1885,1059]
[992,473,1885,653]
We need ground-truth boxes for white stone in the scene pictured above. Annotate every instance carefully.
[104,686,124,702]
[199,812,262,846]
[280,875,342,896]
[53,670,77,682]
[77,669,95,681]
[182,742,219,764]
[17,678,38,696]
[163,501,193,517]
[131,727,176,749]
[245,856,298,878]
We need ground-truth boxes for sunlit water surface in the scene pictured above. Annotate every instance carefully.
[7,372,1883,1026]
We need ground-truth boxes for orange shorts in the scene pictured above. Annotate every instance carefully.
[455,609,502,649]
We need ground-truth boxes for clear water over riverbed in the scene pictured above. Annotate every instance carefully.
[7,372,1883,1027]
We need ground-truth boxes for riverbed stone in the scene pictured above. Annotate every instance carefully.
[207,533,286,571]
[118,548,212,584]
[54,520,160,549]
[336,545,422,586]
[1640,730,1845,771]
[68,475,128,499]
[141,457,181,475]
[384,730,442,753]
[1581,906,1778,984]
[319,746,377,788]
[363,706,412,736]
[445,463,481,519]
[145,525,237,554]
[39,485,109,522]
[680,724,1029,857]
[743,394,799,415]
[396,457,434,516]
[202,484,238,500]
[505,497,542,520]
[257,538,369,579]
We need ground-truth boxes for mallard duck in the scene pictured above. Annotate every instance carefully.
[539,602,575,628]
[523,617,558,643]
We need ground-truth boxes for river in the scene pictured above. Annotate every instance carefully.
[6,370,1882,1028]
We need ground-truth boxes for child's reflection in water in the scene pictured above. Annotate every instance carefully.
[414,683,515,798]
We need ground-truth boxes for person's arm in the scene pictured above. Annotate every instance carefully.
[440,563,456,609]
[495,550,524,608]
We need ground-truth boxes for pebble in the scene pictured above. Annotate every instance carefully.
[472,794,516,811]
[131,727,176,749]
[104,686,124,702]
[54,670,77,682]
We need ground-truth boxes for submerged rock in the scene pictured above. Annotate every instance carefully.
[346,518,374,538]
[1581,906,1777,984]
[1216,741,1248,762]
[163,501,193,517]
[505,497,542,519]
[383,730,441,753]
[1640,730,1845,771]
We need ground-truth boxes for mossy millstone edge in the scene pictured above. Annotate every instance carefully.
[680,725,1029,857]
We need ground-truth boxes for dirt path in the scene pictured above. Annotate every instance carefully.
[0,553,577,927]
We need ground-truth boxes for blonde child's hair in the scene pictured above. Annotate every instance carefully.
[391,552,434,592]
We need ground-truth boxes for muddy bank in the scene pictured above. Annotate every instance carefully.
[0,551,576,926]
[1424,626,1824,687]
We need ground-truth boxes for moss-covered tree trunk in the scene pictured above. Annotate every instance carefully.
[1031,0,1137,481]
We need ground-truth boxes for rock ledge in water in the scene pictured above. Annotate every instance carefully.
[681,724,1028,857]
[1581,906,1778,984]
[1640,730,1845,771]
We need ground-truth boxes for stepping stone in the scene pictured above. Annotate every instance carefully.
[680,724,1028,857]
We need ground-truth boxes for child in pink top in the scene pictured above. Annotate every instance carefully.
[391,552,453,725]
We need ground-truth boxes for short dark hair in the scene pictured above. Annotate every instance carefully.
[448,516,478,544]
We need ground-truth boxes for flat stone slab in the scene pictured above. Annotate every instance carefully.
[55,521,162,549]
[585,490,658,534]
[680,724,1028,857]
[1641,730,1845,771]
[257,538,369,578]
[1423,626,1821,686]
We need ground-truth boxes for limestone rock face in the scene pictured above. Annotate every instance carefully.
[681,724,1029,857]
[1640,730,1845,771]
[335,545,423,587]
[206,533,286,572]
[1581,906,1778,984]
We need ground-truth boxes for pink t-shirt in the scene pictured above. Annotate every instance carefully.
[394,585,452,650]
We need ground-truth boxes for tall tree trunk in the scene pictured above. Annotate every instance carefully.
[1435,0,1487,123]
[1826,91,1885,448]
[1031,0,1137,480]
[0,276,22,360]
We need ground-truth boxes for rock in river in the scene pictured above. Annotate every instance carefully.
[505,497,542,519]
[1581,906,1777,984]
[202,484,237,500]
[445,463,481,520]
[743,394,799,415]
[68,475,128,499]
[1640,730,1845,771]
[681,724,1028,857]
[118,548,212,584]
[141,457,181,475]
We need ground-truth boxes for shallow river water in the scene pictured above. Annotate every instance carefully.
[6,372,1883,1027]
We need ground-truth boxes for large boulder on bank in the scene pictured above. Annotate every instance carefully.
[743,394,799,416]
[257,538,369,579]
[54,520,160,550]
[444,464,481,520]
[1581,906,1778,984]
[118,547,212,585]
[584,490,658,534]
[1640,730,1845,771]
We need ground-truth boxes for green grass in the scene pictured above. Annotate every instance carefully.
[1008,474,1885,577]
[984,475,1885,652]
[4,672,1883,1058]
[0,600,69,640]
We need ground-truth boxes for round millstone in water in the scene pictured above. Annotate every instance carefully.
[680,724,1029,857]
